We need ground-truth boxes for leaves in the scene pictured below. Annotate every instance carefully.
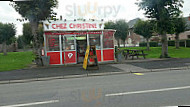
[11,0,58,22]
[134,20,154,39]
[137,0,184,34]
[23,23,33,45]
[0,23,16,44]
[104,20,129,41]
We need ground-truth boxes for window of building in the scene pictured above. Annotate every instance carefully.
[46,35,60,51]
[63,36,75,51]
[89,34,101,49]
[103,31,114,49]
[188,35,190,39]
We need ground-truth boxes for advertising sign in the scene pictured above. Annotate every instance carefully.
[83,46,90,70]
[43,20,104,31]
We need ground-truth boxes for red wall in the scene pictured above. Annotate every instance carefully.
[103,49,114,61]
[47,52,60,64]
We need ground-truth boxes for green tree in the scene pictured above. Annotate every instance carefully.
[11,0,58,64]
[17,35,25,49]
[104,21,115,29]
[134,20,155,50]
[23,23,33,46]
[173,17,187,49]
[114,20,129,47]
[0,23,16,55]
[104,20,129,47]
[138,0,184,58]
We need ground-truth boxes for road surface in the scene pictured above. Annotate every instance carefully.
[0,69,190,107]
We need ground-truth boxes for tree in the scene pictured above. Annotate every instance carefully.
[11,0,58,64]
[104,20,128,47]
[0,23,16,55]
[104,21,115,29]
[138,0,184,58]
[23,23,33,46]
[173,17,187,49]
[114,20,129,47]
[17,35,25,49]
[134,20,155,50]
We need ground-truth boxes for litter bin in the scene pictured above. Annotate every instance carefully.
[41,56,50,66]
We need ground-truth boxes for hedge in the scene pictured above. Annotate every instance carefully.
[139,41,159,47]
[140,39,190,47]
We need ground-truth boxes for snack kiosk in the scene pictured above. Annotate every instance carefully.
[43,20,115,65]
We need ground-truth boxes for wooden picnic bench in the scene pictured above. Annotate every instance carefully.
[123,49,148,60]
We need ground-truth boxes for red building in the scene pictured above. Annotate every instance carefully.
[43,20,116,65]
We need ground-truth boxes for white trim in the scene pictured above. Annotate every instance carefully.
[87,33,90,46]
[101,31,104,62]
[59,35,63,65]
[103,48,114,50]
[43,34,47,56]
[64,50,76,52]
[46,51,60,52]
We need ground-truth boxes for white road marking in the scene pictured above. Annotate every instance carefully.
[105,86,190,97]
[0,100,59,107]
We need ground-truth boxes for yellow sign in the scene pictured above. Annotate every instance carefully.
[83,46,90,70]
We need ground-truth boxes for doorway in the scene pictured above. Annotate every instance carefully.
[62,35,77,64]
[76,35,87,63]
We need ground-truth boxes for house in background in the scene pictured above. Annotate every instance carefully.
[114,16,190,47]
[126,18,145,47]
[114,18,145,47]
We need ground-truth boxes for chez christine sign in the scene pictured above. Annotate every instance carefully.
[43,20,104,31]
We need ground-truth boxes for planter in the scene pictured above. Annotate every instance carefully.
[41,56,50,66]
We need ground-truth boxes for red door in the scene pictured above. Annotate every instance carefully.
[62,35,77,64]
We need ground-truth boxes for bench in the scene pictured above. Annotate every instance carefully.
[124,49,148,60]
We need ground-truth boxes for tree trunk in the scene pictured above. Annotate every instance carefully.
[123,40,125,47]
[30,21,42,66]
[146,38,150,51]
[117,39,120,48]
[175,34,180,49]
[2,41,7,56]
[160,33,169,58]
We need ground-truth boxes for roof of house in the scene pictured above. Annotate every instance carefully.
[127,17,190,30]
[128,18,140,29]
[184,17,190,30]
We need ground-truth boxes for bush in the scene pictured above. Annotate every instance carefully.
[168,40,175,46]
[139,42,146,47]
[140,39,190,47]
[186,40,190,47]
[180,41,185,47]
[140,41,159,47]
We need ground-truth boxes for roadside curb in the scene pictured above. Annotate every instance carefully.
[0,66,189,85]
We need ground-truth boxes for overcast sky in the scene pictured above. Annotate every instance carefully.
[0,0,189,37]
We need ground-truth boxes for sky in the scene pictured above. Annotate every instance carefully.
[0,0,189,37]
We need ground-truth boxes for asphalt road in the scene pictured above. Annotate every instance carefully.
[0,69,190,107]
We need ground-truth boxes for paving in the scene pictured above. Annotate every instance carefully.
[0,58,190,82]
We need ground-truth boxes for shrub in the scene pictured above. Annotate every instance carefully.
[140,41,158,47]
[168,40,175,46]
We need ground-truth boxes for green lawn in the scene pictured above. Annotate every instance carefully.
[120,47,190,58]
[0,51,34,72]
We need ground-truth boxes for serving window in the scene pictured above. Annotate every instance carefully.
[103,32,114,48]
[89,34,101,49]
[46,35,60,51]
[63,36,75,51]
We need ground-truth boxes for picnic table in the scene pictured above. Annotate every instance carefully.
[123,49,148,60]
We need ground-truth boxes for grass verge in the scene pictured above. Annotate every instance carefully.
[0,51,34,72]
[120,47,190,58]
